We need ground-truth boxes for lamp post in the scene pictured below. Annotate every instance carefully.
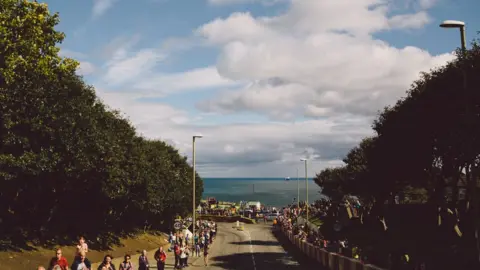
[297,168,300,209]
[300,158,308,223]
[440,20,480,264]
[439,20,466,51]
[192,135,203,235]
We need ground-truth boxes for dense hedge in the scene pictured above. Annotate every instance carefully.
[0,0,203,247]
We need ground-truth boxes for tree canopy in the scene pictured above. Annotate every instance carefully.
[0,0,202,247]
[314,41,480,267]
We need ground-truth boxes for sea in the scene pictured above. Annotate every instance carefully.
[202,178,326,208]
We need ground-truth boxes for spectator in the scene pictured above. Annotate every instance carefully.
[48,248,69,270]
[97,255,115,270]
[76,237,88,257]
[71,251,91,270]
[119,254,133,270]
[138,250,149,270]
[179,243,188,267]
[154,246,167,270]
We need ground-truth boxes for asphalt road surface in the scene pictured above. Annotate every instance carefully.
[182,222,317,270]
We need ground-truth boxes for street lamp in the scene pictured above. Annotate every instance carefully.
[300,158,308,223]
[192,134,203,235]
[297,168,300,209]
[439,20,466,51]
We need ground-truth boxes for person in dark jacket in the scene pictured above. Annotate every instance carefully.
[154,246,167,270]
[138,250,150,270]
[71,251,91,270]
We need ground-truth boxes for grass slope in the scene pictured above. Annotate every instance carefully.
[0,232,168,270]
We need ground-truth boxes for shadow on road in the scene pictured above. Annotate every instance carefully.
[211,252,309,270]
[271,227,325,270]
[229,240,280,246]
[211,226,320,270]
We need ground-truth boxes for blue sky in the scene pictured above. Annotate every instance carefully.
[42,0,479,177]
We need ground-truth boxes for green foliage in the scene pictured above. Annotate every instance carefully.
[314,40,480,267]
[314,137,378,201]
[0,0,203,246]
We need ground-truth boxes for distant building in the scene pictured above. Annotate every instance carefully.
[247,201,261,211]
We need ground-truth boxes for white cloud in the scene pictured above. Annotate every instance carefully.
[82,0,453,177]
[103,49,166,86]
[92,0,119,18]
[208,0,284,6]
[77,61,96,76]
[59,49,87,59]
[96,88,373,177]
[98,36,238,97]
[59,49,96,76]
[388,11,431,29]
[133,67,240,96]
[195,0,453,119]
[418,0,437,9]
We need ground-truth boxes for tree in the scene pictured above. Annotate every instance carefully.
[314,137,379,201]
[0,0,203,246]
[314,41,480,267]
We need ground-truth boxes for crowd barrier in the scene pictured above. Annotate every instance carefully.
[281,227,385,270]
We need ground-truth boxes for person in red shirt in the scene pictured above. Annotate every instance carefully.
[49,248,69,270]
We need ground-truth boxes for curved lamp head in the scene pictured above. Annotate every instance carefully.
[193,134,203,139]
[300,158,307,162]
[440,20,465,28]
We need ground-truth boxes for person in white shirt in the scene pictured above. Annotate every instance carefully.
[180,244,188,267]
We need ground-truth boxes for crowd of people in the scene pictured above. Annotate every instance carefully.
[35,236,166,270]
[275,200,362,261]
[36,219,218,270]
[167,219,217,269]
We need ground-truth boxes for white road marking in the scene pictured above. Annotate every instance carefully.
[243,229,257,270]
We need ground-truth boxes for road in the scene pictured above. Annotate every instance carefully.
[179,222,317,270]
[95,222,316,270]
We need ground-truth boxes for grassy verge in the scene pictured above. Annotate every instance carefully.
[0,232,168,270]
[198,215,256,224]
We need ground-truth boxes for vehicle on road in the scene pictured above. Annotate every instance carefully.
[265,211,280,221]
